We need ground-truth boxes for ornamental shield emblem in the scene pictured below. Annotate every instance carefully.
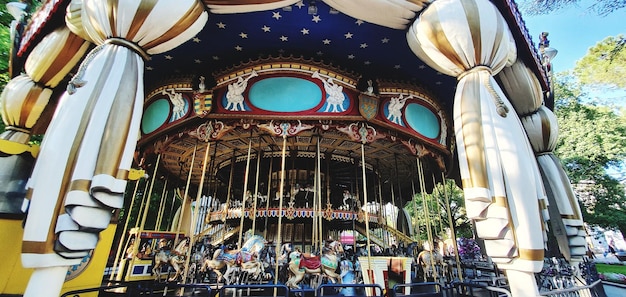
[358,93,379,121]
[194,92,212,116]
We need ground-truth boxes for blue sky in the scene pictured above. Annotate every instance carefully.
[522,1,625,73]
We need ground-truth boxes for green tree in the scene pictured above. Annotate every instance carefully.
[553,73,626,234]
[404,179,472,243]
[521,0,626,16]
[573,35,626,90]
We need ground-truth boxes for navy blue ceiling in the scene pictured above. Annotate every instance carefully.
[145,1,456,109]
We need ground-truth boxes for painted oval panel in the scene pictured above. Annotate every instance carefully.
[404,103,440,139]
[142,98,170,134]
[249,77,322,112]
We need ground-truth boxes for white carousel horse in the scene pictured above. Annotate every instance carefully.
[312,71,345,112]
[153,237,190,282]
[285,240,344,289]
[225,70,258,111]
[201,247,229,283]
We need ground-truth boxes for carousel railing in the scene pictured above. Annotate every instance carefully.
[219,283,289,297]
[452,281,512,297]
[538,279,603,297]
[316,283,385,297]
[60,281,213,297]
[391,282,447,297]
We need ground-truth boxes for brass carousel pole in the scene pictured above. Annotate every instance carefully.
[251,140,262,235]
[312,136,319,250]
[174,145,197,247]
[417,157,436,282]
[389,184,396,246]
[273,135,288,286]
[131,155,162,273]
[238,134,253,248]
[376,160,387,247]
[182,141,211,285]
[222,150,236,244]
[138,155,161,235]
[166,185,178,231]
[411,179,421,247]
[155,179,168,230]
[433,175,444,240]
[442,173,463,281]
[316,134,323,253]
[360,141,373,295]
[109,176,143,281]
[135,175,152,230]
[321,151,330,253]
[263,155,273,239]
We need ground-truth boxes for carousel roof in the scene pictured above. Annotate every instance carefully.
[18,0,547,111]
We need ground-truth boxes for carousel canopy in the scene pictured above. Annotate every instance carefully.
[14,0,549,205]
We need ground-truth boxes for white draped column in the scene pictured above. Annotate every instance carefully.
[407,0,544,295]
[498,61,587,266]
[21,1,207,296]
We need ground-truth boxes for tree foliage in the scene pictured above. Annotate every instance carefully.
[573,35,626,90]
[553,73,626,234]
[404,179,473,242]
[521,0,626,16]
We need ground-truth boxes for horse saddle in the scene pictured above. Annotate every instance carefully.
[299,254,321,270]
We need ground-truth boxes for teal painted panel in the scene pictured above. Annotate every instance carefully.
[249,77,322,112]
[405,103,439,139]
[142,99,170,134]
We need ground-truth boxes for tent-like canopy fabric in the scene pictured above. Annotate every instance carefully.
[21,0,208,273]
[0,27,89,153]
[498,58,586,262]
[407,0,545,275]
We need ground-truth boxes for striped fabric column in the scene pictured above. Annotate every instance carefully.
[406,0,545,278]
[499,61,587,262]
[21,0,207,276]
[0,27,90,154]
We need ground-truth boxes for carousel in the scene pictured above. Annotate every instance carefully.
[0,0,599,297]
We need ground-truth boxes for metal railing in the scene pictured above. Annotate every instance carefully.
[219,283,289,297]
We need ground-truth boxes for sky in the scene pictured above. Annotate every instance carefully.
[521,0,625,73]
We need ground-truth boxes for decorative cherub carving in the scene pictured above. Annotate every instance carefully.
[387,94,411,125]
[312,71,345,112]
[225,70,258,111]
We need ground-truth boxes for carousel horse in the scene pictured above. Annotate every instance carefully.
[152,237,190,282]
[235,235,271,284]
[200,247,230,283]
[200,236,267,284]
[285,239,344,289]
[417,246,445,281]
